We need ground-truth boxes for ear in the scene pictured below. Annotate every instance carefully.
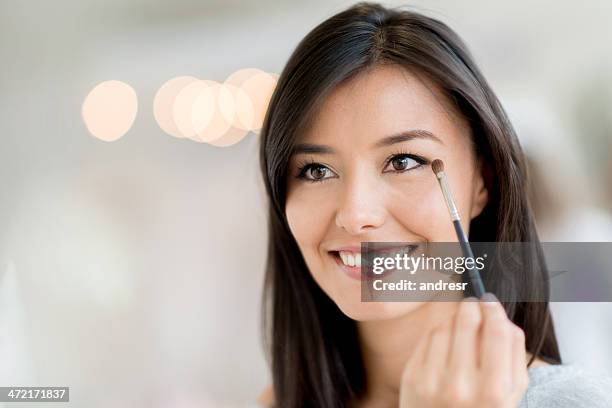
[470,157,489,219]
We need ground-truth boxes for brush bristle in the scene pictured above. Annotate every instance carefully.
[431,159,444,174]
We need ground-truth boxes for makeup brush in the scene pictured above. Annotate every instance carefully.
[431,159,486,298]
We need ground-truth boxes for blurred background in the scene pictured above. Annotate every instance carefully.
[0,0,611,407]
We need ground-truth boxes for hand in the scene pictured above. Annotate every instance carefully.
[399,294,529,408]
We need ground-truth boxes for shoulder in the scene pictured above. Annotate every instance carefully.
[256,384,275,408]
[519,364,612,408]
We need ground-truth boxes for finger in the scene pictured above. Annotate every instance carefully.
[402,325,431,381]
[479,293,513,394]
[510,325,529,401]
[448,297,481,373]
[422,317,453,390]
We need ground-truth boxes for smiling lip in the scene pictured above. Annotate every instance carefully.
[329,244,419,281]
[330,251,366,280]
[329,245,413,254]
[328,244,421,257]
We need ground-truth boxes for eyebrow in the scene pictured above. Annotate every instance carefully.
[291,129,443,156]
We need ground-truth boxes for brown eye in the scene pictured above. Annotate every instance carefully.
[297,163,335,182]
[308,165,328,180]
[388,155,420,172]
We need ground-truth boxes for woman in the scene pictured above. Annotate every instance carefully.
[256,2,612,407]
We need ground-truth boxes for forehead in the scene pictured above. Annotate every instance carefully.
[301,64,466,145]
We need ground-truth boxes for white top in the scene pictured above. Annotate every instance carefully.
[519,364,612,407]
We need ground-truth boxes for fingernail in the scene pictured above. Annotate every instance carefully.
[463,296,478,302]
[481,292,498,305]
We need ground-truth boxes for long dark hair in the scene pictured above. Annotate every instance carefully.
[258,2,561,406]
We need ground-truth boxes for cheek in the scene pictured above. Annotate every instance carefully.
[385,176,457,241]
[452,163,479,216]
[285,193,311,249]
[285,188,338,294]
[285,188,334,254]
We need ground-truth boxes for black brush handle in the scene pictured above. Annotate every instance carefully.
[453,219,486,298]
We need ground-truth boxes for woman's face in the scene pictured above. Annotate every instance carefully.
[285,64,488,321]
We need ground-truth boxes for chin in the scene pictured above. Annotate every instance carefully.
[312,271,428,321]
[333,297,426,321]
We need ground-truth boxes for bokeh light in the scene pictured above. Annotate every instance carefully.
[224,68,267,89]
[82,80,138,142]
[207,126,250,147]
[172,80,215,139]
[153,76,198,138]
[220,82,255,132]
[238,71,278,132]
[91,68,278,146]
[190,81,233,143]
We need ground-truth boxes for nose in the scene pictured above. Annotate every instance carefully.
[334,171,386,235]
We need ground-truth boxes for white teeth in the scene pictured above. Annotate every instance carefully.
[338,251,361,267]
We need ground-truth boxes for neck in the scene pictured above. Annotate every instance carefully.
[355,301,462,404]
